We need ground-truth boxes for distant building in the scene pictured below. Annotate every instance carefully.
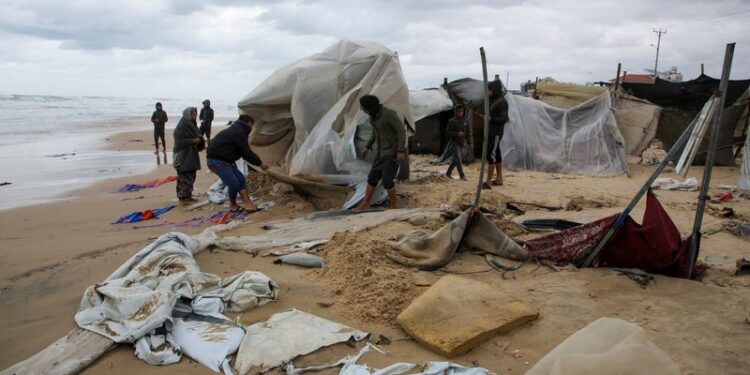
[661,66,683,82]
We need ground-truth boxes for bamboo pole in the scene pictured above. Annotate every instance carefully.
[474,47,491,208]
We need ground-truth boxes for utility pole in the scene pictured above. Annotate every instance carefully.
[652,28,667,78]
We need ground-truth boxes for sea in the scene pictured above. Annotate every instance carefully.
[0,94,238,211]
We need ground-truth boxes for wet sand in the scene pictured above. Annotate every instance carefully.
[1,129,749,374]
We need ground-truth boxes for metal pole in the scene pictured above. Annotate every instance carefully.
[474,47,491,208]
[687,43,735,279]
[578,113,701,268]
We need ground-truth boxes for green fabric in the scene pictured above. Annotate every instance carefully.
[365,105,406,158]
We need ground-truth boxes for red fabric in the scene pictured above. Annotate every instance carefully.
[525,192,694,278]
[142,175,178,188]
[526,215,617,264]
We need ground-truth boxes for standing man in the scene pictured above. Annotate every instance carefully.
[199,99,215,145]
[355,95,406,210]
[173,107,204,204]
[206,114,269,212]
[445,104,468,180]
[151,102,168,156]
[482,80,509,189]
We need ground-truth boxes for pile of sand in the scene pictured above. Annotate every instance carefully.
[317,231,420,325]
[245,172,277,199]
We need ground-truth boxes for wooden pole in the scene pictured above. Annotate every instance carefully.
[701,63,705,75]
[687,43,735,278]
[475,47,491,208]
[614,63,622,91]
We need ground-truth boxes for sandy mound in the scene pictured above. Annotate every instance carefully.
[317,231,420,325]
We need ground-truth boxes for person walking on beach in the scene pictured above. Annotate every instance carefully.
[173,107,204,204]
[206,114,269,212]
[479,80,509,189]
[445,104,468,180]
[199,99,214,145]
[151,102,168,156]
[355,95,407,210]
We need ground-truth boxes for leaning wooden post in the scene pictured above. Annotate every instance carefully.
[688,42,735,278]
[474,47,491,208]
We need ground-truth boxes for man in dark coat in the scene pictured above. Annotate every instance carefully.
[151,102,168,156]
[445,104,468,180]
[199,99,215,144]
[355,95,407,210]
[173,107,204,203]
[206,115,269,212]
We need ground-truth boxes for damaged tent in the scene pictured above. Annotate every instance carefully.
[408,87,454,155]
[623,74,750,166]
[447,78,628,176]
[237,40,413,185]
[387,191,695,279]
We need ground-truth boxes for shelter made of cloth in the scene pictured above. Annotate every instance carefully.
[237,40,414,185]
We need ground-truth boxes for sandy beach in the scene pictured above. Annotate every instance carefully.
[1,128,749,374]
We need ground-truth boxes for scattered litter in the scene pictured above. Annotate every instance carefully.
[257,200,276,210]
[117,176,177,193]
[397,275,538,358]
[75,233,279,371]
[526,318,680,375]
[375,334,391,345]
[112,205,175,224]
[736,258,750,276]
[234,309,368,375]
[273,252,325,268]
[729,223,750,241]
[187,199,211,211]
[651,177,698,191]
[0,181,11,186]
[718,184,738,191]
[522,219,581,231]
[119,195,145,201]
[260,224,279,231]
[511,349,528,364]
[316,301,334,308]
[712,192,734,202]
[128,139,144,142]
[614,268,654,288]
[719,207,736,218]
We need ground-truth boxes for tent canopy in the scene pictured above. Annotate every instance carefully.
[448,78,628,176]
[238,40,413,185]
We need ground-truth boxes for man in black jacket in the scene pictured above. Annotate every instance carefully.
[206,114,268,212]
[445,104,467,180]
[483,80,509,189]
[199,99,215,144]
[151,102,168,156]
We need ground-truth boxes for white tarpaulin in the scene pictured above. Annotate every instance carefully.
[238,40,413,185]
[74,232,279,371]
[740,129,750,190]
[410,88,453,122]
[234,309,369,375]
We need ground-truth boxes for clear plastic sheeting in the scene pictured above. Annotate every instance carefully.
[739,117,750,190]
[447,78,628,176]
[238,40,413,185]
[526,317,680,375]
[504,92,628,176]
[410,88,453,122]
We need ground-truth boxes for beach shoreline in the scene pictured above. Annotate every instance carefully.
[1,127,749,374]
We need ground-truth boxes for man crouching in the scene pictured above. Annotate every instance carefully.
[356,95,406,210]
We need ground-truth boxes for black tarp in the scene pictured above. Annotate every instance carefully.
[622,74,750,109]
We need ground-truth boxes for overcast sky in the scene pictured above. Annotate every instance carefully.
[1,0,748,101]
